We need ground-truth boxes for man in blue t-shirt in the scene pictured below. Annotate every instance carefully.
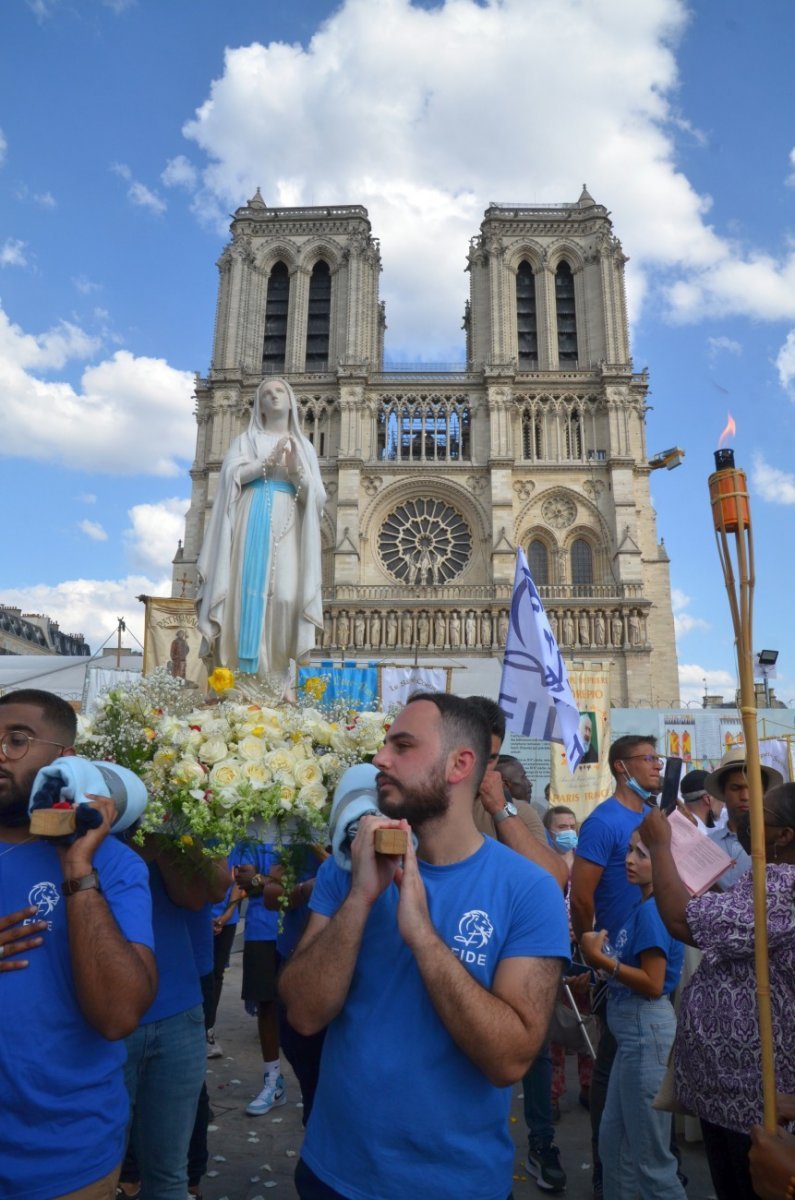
[280,692,570,1200]
[0,688,157,1200]
[569,732,663,1200]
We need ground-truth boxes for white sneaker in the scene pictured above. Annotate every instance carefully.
[206,1028,223,1059]
[246,1073,286,1116]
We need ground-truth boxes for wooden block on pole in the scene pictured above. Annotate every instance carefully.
[30,808,77,837]
[374,828,408,856]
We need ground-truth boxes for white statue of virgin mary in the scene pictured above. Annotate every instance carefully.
[196,378,326,685]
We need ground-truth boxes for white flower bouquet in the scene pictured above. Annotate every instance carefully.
[76,668,390,856]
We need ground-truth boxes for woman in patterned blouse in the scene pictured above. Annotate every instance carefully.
[639,787,795,1200]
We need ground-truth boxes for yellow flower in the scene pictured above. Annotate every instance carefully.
[302,675,328,701]
[208,667,235,694]
[180,835,194,847]
[143,727,156,742]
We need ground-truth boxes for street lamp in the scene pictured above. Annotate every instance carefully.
[756,649,778,708]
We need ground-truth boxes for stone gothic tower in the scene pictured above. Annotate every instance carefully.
[174,187,680,707]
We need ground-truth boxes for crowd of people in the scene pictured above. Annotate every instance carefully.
[1,686,794,1200]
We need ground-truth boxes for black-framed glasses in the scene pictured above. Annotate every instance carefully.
[624,754,664,766]
[0,732,67,761]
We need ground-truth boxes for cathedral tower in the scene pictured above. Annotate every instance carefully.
[176,187,679,707]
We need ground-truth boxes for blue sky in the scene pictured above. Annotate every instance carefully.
[1,0,794,706]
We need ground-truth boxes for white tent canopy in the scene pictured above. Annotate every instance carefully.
[0,655,142,709]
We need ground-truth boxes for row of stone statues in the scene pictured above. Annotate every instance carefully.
[319,607,648,652]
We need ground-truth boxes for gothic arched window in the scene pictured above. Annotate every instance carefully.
[262,261,290,372]
[555,261,578,365]
[571,538,593,592]
[306,260,331,370]
[516,260,538,369]
[528,539,549,586]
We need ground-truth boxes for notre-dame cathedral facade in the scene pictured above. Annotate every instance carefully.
[174,186,679,707]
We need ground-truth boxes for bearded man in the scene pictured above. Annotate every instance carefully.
[280,692,569,1200]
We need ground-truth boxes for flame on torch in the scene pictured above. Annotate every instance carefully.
[718,413,736,448]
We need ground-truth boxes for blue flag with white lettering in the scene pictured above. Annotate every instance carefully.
[498,548,586,773]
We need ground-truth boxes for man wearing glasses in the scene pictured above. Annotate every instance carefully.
[569,735,664,1200]
[0,688,156,1200]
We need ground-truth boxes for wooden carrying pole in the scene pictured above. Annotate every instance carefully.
[708,456,777,1131]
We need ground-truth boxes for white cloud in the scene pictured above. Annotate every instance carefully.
[775,330,795,395]
[671,588,709,638]
[678,662,735,707]
[173,0,795,351]
[1,238,28,268]
[73,275,102,294]
[123,497,190,572]
[0,128,7,166]
[707,335,741,358]
[33,191,56,209]
[79,493,97,504]
[787,147,795,188]
[78,519,108,541]
[162,155,198,190]
[111,162,166,215]
[0,303,195,474]
[0,574,168,653]
[751,453,795,506]
[103,0,136,12]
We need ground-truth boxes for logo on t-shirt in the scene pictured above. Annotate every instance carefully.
[29,881,60,922]
[454,909,494,950]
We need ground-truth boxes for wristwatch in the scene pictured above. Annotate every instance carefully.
[62,870,101,896]
[493,800,519,825]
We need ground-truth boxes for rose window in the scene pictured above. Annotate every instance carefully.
[378,498,472,585]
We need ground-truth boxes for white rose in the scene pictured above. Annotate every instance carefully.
[297,783,328,810]
[172,758,206,788]
[293,758,322,788]
[242,761,272,787]
[265,748,294,774]
[238,735,266,762]
[210,759,242,789]
[317,753,342,778]
[200,737,229,765]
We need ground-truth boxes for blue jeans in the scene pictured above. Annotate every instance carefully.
[523,1041,554,1149]
[600,992,685,1200]
[124,1006,207,1200]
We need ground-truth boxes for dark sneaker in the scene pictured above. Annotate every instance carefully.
[526,1143,567,1193]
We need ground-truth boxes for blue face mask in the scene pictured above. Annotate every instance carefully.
[625,773,656,804]
[554,830,578,852]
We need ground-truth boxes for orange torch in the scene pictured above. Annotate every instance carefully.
[708,414,776,1130]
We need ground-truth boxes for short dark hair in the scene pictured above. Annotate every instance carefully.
[0,688,77,745]
[543,804,577,831]
[465,695,506,742]
[608,734,657,780]
[407,692,491,790]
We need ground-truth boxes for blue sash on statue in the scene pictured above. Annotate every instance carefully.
[239,478,296,673]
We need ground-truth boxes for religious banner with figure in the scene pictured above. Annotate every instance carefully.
[663,714,696,763]
[297,662,378,711]
[140,596,207,693]
[549,668,613,820]
[379,665,450,711]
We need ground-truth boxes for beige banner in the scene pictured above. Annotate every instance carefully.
[549,668,613,820]
[141,596,207,694]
